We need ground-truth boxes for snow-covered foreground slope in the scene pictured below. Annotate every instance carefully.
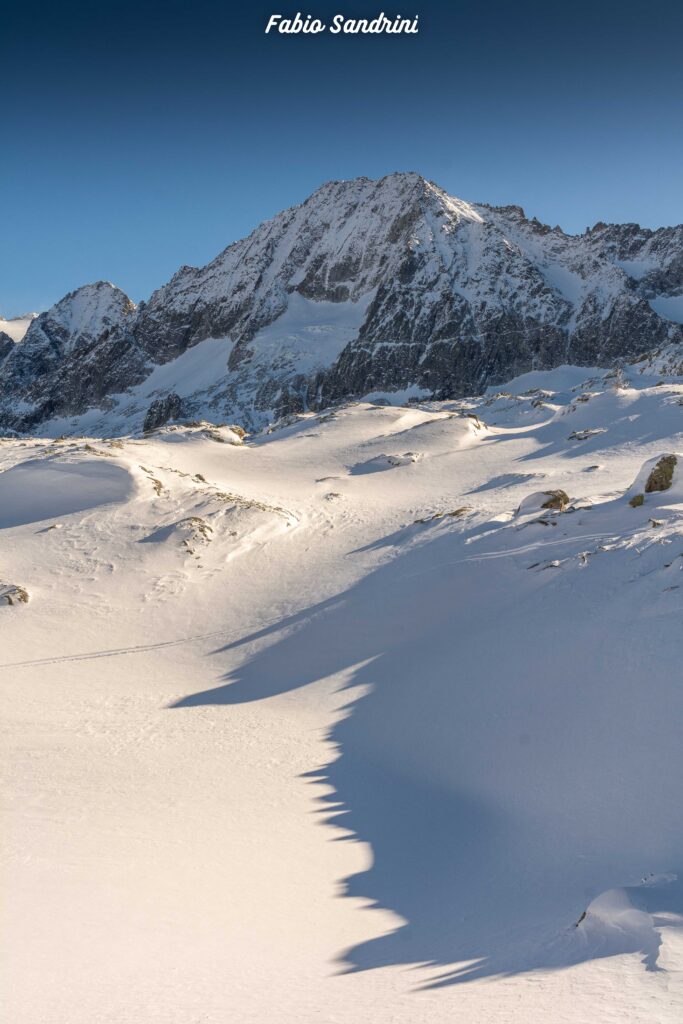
[2,366,683,1022]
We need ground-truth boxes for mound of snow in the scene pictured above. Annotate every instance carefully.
[0,458,135,529]
[351,451,423,475]
[141,491,296,561]
[153,422,246,446]
[142,516,214,553]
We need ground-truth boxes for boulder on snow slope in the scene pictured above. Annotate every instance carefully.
[516,489,570,515]
[0,582,29,606]
[627,453,683,508]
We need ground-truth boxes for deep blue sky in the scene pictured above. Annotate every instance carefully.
[3,0,683,315]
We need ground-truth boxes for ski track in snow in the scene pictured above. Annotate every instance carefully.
[2,365,683,1023]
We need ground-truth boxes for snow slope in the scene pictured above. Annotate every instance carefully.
[2,364,683,1023]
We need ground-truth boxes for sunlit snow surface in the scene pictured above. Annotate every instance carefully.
[2,363,683,1023]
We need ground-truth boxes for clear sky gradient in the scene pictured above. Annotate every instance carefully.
[3,0,683,315]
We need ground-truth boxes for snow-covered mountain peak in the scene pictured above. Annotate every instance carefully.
[298,171,483,232]
[3,173,683,436]
[44,281,136,345]
[0,282,140,430]
[305,169,426,203]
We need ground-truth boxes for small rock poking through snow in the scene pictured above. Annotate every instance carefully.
[0,582,29,606]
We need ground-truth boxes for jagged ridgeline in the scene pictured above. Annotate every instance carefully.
[2,172,683,435]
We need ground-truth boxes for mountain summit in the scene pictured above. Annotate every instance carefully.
[2,172,683,434]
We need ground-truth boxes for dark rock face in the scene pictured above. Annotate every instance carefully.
[143,393,184,432]
[0,281,142,431]
[0,333,14,364]
[2,173,683,434]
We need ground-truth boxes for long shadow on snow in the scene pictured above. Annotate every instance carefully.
[172,519,683,985]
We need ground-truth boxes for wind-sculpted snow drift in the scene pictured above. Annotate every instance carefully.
[3,363,682,1023]
[3,172,683,435]
[0,456,135,529]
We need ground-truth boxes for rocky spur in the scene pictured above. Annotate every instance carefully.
[265,12,419,34]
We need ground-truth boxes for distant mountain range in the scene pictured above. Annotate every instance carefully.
[2,172,683,435]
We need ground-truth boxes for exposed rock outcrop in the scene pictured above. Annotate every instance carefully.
[143,393,184,433]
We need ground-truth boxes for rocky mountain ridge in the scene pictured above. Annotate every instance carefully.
[2,172,683,434]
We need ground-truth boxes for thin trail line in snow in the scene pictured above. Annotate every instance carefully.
[1,533,630,666]
[0,628,237,669]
